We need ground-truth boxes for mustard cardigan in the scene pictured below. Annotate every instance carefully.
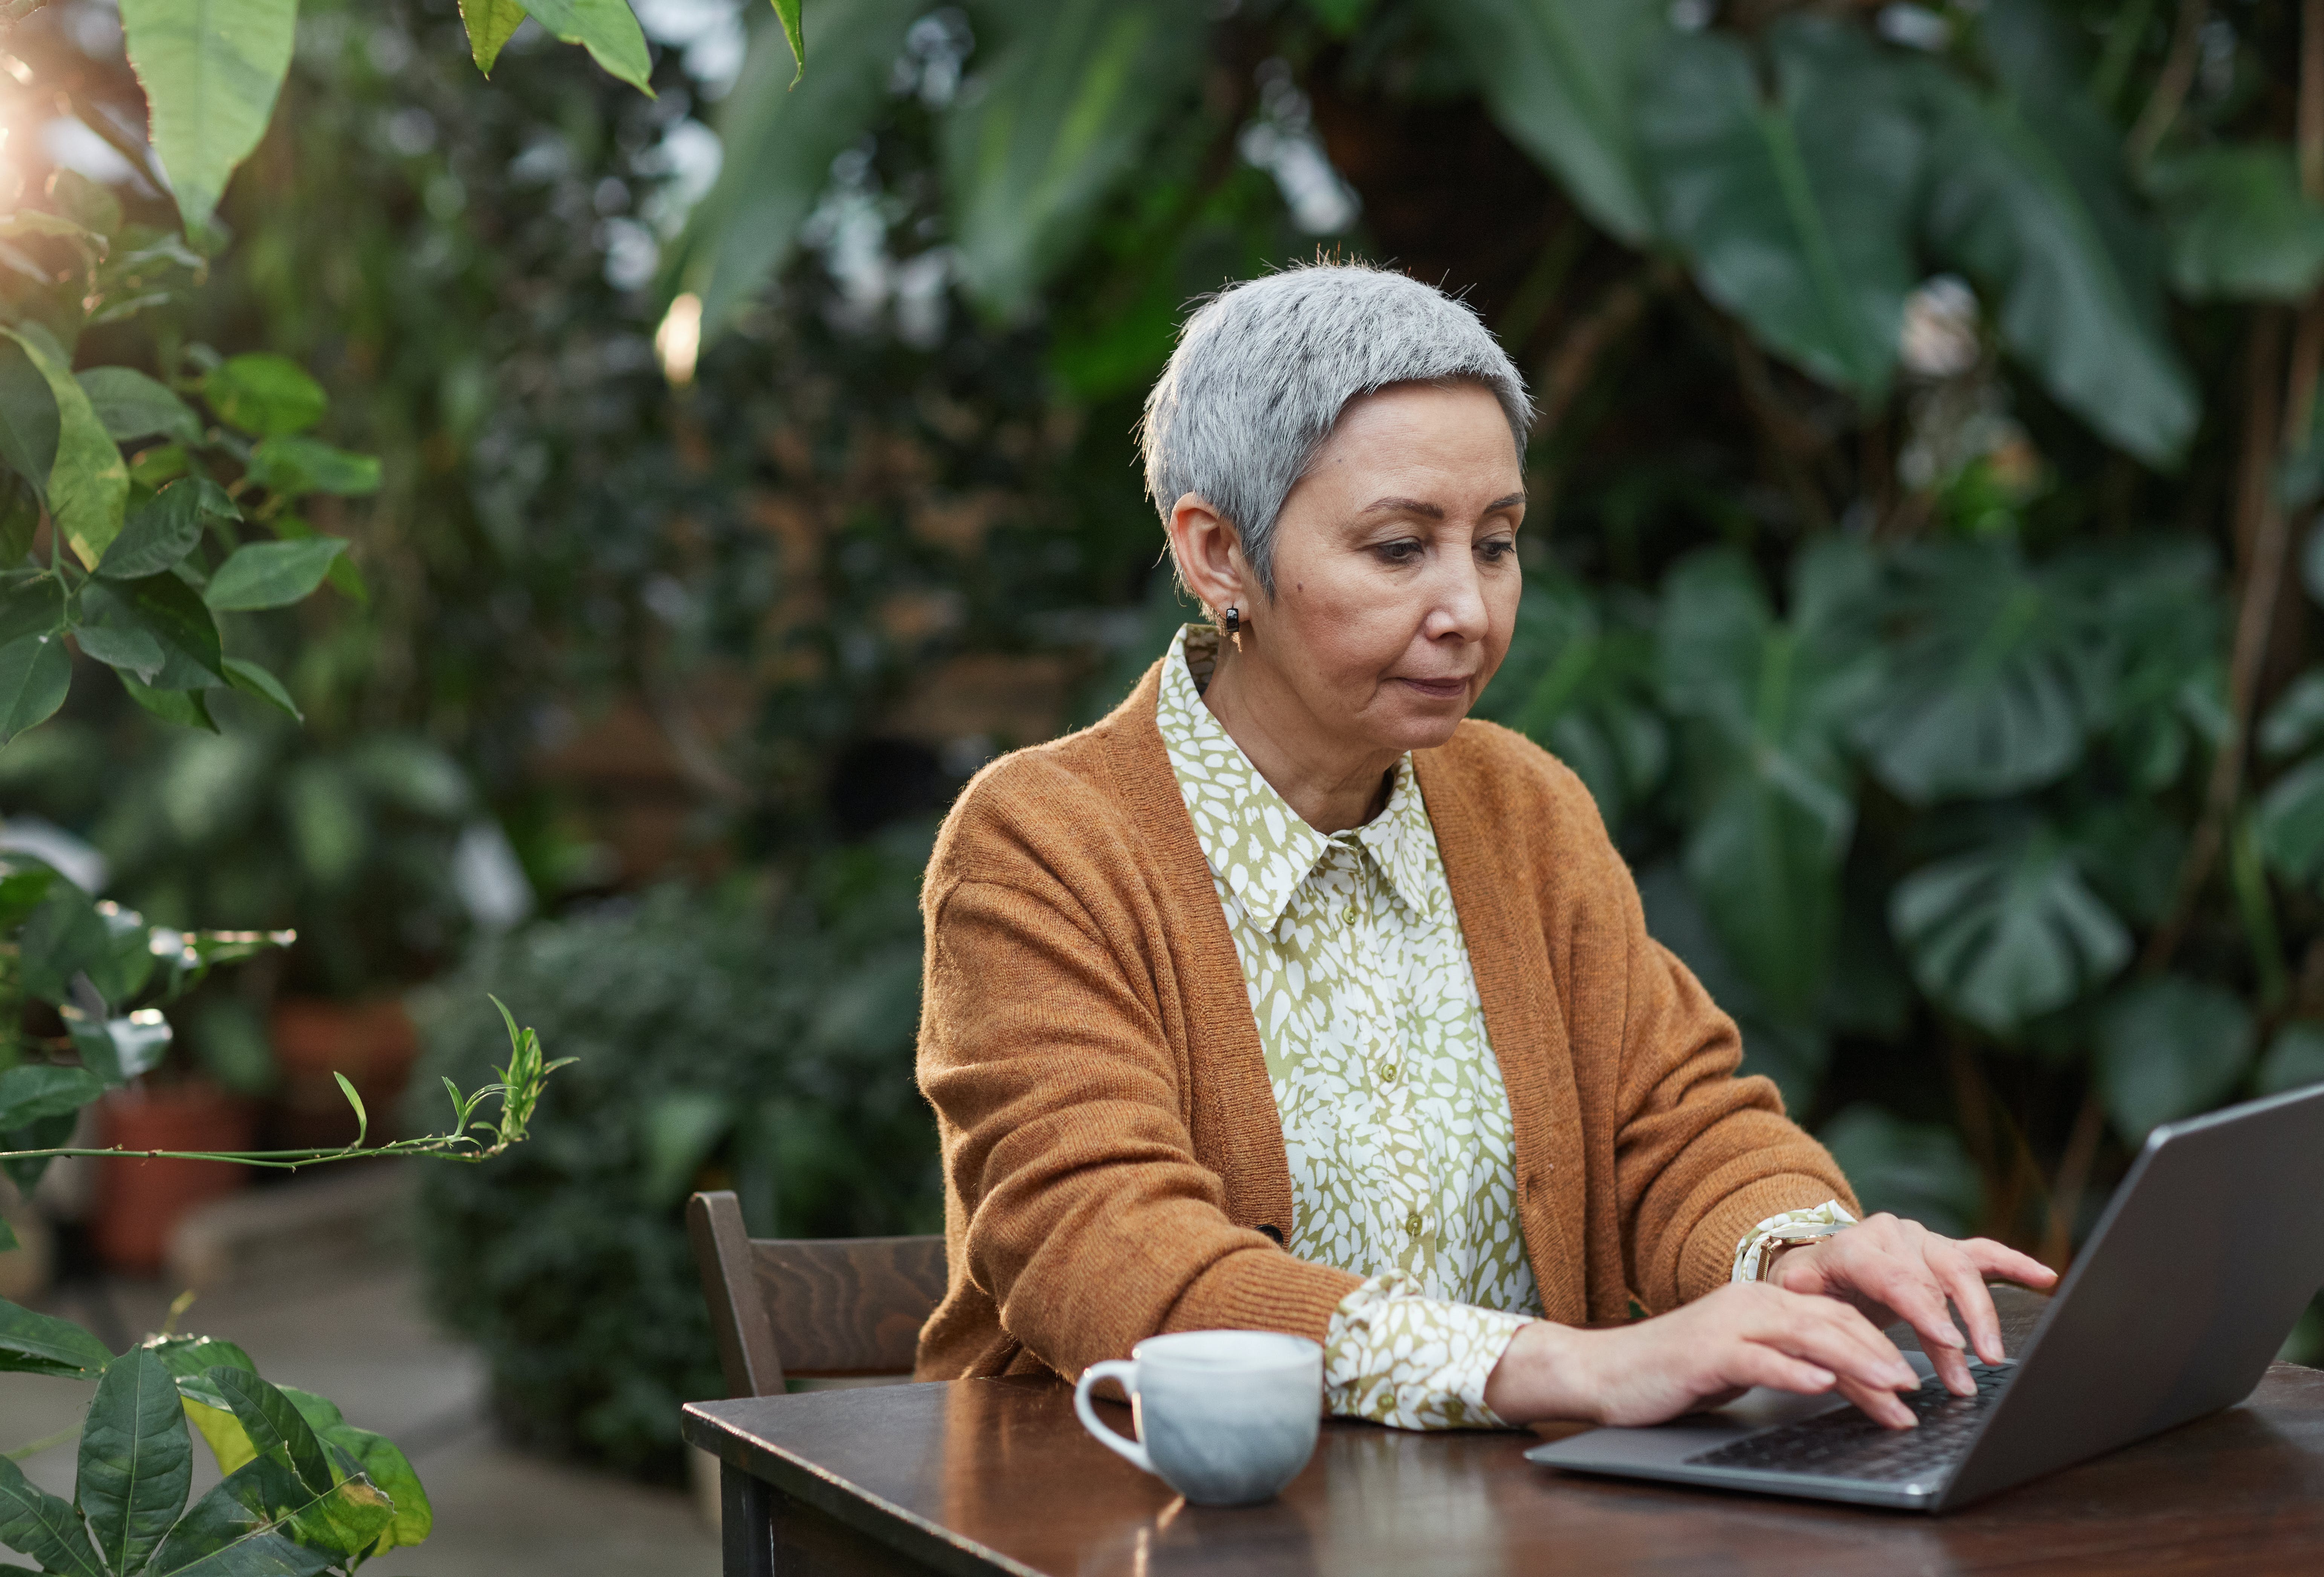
[913,660,1856,1383]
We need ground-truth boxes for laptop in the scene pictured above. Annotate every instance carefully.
[1527,1081,2324,1512]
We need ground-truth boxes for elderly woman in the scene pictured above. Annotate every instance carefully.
[913,264,2053,1432]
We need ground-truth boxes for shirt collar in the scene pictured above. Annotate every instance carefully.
[1157,625,1439,929]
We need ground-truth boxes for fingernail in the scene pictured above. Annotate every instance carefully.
[1937,1326,1967,1348]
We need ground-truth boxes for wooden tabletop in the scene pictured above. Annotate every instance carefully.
[683,1292,2324,1577]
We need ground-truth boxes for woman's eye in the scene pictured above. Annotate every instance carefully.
[1376,540,1422,564]
[1479,538,1515,562]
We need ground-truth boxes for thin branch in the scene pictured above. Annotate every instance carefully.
[2041,1094,2107,1269]
[2126,0,2209,168]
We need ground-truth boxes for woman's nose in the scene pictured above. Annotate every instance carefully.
[1424,559,1491,641]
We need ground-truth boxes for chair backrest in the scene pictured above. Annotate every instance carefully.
[685,1190,948,1398]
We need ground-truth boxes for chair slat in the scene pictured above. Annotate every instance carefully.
[753,1236,948,1377]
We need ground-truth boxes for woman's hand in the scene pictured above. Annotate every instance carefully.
[1482,1281,1928,1430]
[1766,1213,2058,1398]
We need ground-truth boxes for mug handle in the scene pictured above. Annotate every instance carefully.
[1073,1360,1153,1474]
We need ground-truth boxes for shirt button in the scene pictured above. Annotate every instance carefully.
[1342,905,1358,924]
[1405,1210,1425,1237]
[1381,1064,1399,1084]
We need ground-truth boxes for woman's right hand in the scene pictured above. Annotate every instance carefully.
[1482,1280,1925,1430]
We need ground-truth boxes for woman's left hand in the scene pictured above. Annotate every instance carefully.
[1769,1214,2058,1398]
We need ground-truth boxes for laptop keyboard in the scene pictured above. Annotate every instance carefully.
[1683,1362,2012,1484]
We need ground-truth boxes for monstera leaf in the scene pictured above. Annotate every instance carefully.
[2095,974,2255,1140]
[2145,143,2324,302]
[1658,540,1880,1019]
[1477,576,1667,826]
[1818,1104,1983,1237]
[1917,0,2197,465]
[1890,822,2131,1035]
[1430,0,1665,244]
[1855,539,2106,805]
[1638,17,1923,399]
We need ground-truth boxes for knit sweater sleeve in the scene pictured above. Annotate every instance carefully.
[919,874,1362,1381]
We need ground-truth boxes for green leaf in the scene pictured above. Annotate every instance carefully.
[244,436,380,497]
[200,354,324,439]
[0,474,39,565]
[146,1336,258,1413]
[662,0,918,332]
[309,1423,428,1556]
[514,0,656,95]
[80,1346,195,1577]
[1657,542,1879,1017]
[1429,0,1662,245]
[1475,576,1667,825]
[0,1453,104,1577]
[0,325,128,569]
[942,0,1202,323]
[0,1296,113,1379]
[208,1370,334,1496]
[333,1073,367,1146]
[1890,824,2131,1035]
[0,1064,107,1132]
[459,0,529,73]
[81,573,224,687]
[1855,541,2100,804]
[98,478,235,580]
[119,0,299,235]
[17,879,112,1007]
[1917,7,2197,465]
[2257,755,2324,883]
[0,339,59,496]
[2096,974,2255,1140]
[144,1455,353,1577]
[0,633,70,746]
[0,572,65,645]
[2145,144,2324,303]
[1818,1104,1983,1238]
[203,538,346,611]
[72,620,166,681]
[1637,18,1921,399]
[2261,671,2324,759]
[49,171,123,239]
[68,1010,175,1085]
[769,0,804,84]
[221,657,300,722]
[121,672,219,732]
[77,367,205,445]
[2258,1021,2324,1096]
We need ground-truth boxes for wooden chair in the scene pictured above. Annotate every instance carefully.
[685,1189,948,1398]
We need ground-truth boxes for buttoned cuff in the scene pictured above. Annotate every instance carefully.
[1321,1273,1532,1431]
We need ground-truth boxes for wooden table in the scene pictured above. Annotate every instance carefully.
[683,1293,2324,1576]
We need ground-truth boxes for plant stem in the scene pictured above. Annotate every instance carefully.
[2305,0,2324,203]
[2041,1093,2107,1269]
[2126,0,2208,168]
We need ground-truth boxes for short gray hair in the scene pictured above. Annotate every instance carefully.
[1139,263,1533,598]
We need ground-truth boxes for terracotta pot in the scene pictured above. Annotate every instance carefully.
[268,997,420,1148]
[93,1082,256,1274]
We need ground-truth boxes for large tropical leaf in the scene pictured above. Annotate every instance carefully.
[0,325,127,570]
[80,1346,196,1577]
[1636,862,1828,1110]
[943,0,1203,322]
[1430,0,1663,244]
[1855,539,2104,804]
[0,1454,103,1577]
[1638,17,1922,399]
[1917,1,2196,465]
[662,0,923,334]
[2145,144,2324,303]
[1475,576,1666,825]
[1890,823,2131,1035]
[0,1296,113,1379]
[145,1455,370,1577]
[2257,754,2324,883]
[1657,541,1880,1018]
[2258,1021,2324,1096]
[1818,1104,1983,1237]
[2095,974,2255,1140]
[119,0,300,235]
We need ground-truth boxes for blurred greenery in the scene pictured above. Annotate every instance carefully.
[9,0,2324,1473]
[409,833,936,1479]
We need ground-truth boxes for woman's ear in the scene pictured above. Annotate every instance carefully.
[1164,493,1252,617]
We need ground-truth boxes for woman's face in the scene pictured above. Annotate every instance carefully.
[1244,381,1526,758]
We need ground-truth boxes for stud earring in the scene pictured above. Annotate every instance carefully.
[1222,606,1241,635]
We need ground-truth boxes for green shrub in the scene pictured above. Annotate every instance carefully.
[409,828,939,1480]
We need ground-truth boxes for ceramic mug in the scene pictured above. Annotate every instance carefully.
[1072,1330,1323,1506]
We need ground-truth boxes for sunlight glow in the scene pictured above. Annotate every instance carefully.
[656,291,703,386]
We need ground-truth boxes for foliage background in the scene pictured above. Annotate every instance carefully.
[13,0,2324,1480]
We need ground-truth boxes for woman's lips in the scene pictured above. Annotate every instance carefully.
[1396,676,1469,700]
